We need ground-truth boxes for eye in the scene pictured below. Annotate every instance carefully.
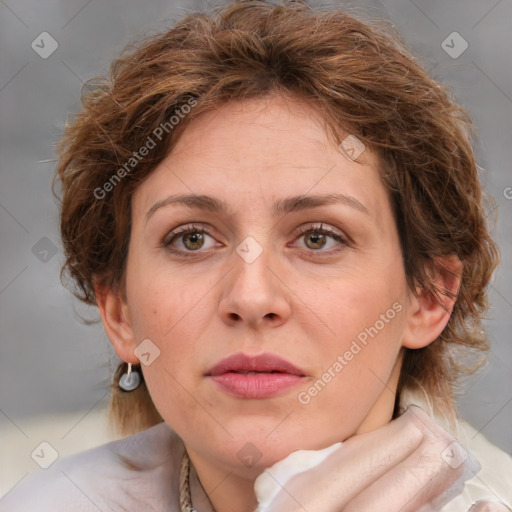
[162,224,218,255]
[293,223,348,253]
[162,222,348,258]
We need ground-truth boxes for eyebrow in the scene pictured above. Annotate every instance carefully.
[145,192,370,223]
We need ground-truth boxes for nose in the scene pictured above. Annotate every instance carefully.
[218,241,291,330]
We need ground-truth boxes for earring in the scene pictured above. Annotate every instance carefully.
[119,362,141,391]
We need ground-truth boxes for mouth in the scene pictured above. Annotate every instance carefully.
[205,352,306,399]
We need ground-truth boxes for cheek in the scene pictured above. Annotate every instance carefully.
[126,260,210,341]
[141,360,205,435]
[125,264,212,387]
[300,310,404,438]
[305,274,406,394]
[317,274,405,345]
[129,277,204,423]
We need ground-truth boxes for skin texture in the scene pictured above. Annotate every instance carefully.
[97,94,461,512]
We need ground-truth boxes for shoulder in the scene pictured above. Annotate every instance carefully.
[0,421,184,512]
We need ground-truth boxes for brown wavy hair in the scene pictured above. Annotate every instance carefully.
[54,0,499,436]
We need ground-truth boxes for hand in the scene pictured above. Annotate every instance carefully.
[255,405,480,512]
[469,501,512,512]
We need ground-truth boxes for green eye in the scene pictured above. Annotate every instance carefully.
[163,224,217,256]
[295,224,348,253]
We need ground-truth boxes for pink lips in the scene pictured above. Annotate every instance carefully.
[206,352,306,399]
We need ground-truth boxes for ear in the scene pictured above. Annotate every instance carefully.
[402,255,463,349]
[95,280,139,364]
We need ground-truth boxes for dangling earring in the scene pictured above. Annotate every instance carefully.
[119,362,141,391]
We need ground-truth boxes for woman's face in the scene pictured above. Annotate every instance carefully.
[121,94,414,475]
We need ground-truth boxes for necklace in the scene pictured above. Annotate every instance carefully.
[179,450,197,512]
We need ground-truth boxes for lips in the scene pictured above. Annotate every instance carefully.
[206,352,306,377]
[206,353,306,399]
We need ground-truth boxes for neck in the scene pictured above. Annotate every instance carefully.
[354,352,403,435]
[186,447,258,512]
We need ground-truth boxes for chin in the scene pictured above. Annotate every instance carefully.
[223,428,329,469]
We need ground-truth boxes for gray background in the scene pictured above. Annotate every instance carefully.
[1,0,511,495]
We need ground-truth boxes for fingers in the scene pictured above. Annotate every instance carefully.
[297,407,429,507]
[257,410,426,512]
[468,501,512,512]
[342,435,468,512]
[343,406,479,512]
[256,405,480,512]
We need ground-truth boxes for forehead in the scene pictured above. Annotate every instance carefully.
[132,95,390,221]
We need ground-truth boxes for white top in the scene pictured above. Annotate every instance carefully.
[1,389,511,511]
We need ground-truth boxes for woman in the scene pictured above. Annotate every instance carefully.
[2,1,511,510]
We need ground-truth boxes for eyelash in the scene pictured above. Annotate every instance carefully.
[162,223,349,258]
